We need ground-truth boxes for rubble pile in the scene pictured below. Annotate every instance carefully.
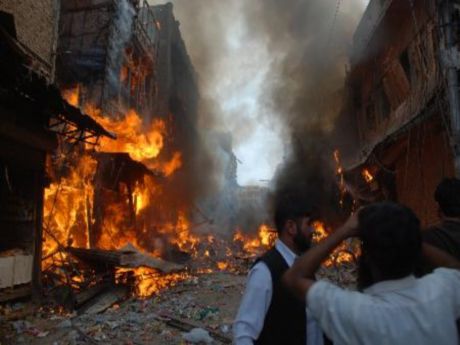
[0,271,244,345]
[1,251,358,345]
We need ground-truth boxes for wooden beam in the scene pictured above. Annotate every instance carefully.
[67,246,184,273]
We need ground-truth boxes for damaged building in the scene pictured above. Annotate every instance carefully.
[0,0,206,303]
[0,5,112,302]
[337,0,460,225]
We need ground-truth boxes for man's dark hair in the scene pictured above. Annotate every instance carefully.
[274,195,311,234]
[357,202,421,289]
[434,178,460,217]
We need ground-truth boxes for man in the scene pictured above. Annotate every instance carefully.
[284,202,460,345]
[424,178,460,260]
[233,198,324,345]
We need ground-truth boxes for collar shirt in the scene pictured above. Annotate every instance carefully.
[307,268,460,345]
[233,239,324,345]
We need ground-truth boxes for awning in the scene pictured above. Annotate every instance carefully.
[0,16,115,144]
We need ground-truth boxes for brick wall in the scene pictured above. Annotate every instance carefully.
[0,0,57,75]
[394,116,455,227]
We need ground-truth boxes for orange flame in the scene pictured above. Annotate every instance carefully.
[362,168,374,183]
[62,85,80,107]
[44,85,192,292]
[313,221,361,267]
[116,267,191,297]
[233,224,277,255]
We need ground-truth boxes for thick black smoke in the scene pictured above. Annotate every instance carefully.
[239,0,364,222]
[149,0,367,226]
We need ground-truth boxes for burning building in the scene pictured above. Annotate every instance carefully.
[49,0,203,251]
[336,0,460,225]
[0,6,112,302]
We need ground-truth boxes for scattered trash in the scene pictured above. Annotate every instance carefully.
[56,319,72,329]
[220,324,230,334]
[11,320,31,334]
[182,328,214,344]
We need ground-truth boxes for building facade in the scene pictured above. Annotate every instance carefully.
[337,0,460,225]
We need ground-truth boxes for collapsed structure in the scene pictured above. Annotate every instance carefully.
[337,0,460,225]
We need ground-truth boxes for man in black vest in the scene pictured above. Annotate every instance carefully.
[233,198,324,345]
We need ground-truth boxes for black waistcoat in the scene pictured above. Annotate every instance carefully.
[254,247,306,345]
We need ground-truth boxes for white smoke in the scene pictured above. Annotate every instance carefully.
[106,0,136,94]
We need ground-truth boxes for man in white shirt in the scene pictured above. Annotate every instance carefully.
[233,197,325,345]
[284,202,460,345]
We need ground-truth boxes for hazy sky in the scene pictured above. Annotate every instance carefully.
[148,0,369,186]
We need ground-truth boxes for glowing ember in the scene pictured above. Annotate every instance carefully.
[116,267,191,298]
[216,261,229,271]
[333,149,346,207]
[362,168,374,183]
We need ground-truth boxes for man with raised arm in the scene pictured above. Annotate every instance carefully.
[283,202,460,345]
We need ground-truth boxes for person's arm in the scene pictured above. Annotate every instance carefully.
[233,262,272,345]
[283,213,359,301]
[422,243,460,270]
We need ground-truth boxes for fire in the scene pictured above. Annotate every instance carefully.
[233,224,277,255]
[216,261,229,271]
[86,107,165,162]
[61,86,182,175]
[116,267,191,298]
[312,221,329,242]
[43,84,195,297]
[62,85,80,107]
[312,221,361,267]
[334,149,346,207]
[151,151,182,177]
[362,168,374,183]
[168,212,200,255]
[43,154,96,267]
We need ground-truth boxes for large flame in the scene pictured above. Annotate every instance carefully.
[233,224,277,255]
[43,154,96,267]
[313,221,361,267]
[43,86,189,290]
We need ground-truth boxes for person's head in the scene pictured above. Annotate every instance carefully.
[357,202,421,290]
[274,196,313,254]
[434,178,460,219]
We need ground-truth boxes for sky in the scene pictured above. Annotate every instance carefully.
[148,0,370,186]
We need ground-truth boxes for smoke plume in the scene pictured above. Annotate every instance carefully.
[149,0,367,225]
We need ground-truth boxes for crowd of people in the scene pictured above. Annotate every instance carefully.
[233,178,460,345]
